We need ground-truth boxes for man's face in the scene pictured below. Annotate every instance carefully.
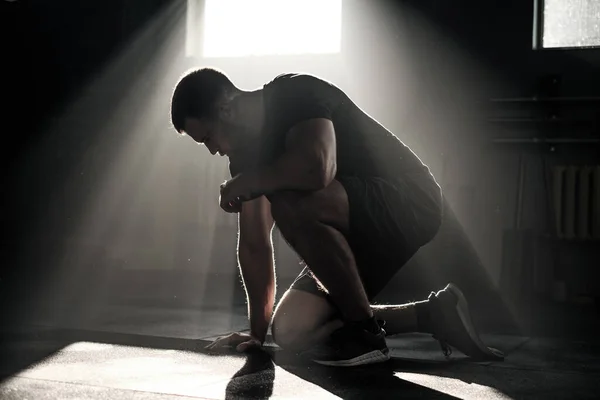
[182,116,231,157]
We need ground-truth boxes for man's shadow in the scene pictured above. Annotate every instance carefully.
[0,326,503,399]
[223,348,275,400]
[216,345,459,400]
[219,341,525,400]
[270,349,459,400]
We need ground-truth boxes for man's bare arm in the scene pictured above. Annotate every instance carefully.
[238,195,275,343]
[256,118,337,193]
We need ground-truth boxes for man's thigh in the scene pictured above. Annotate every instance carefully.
[267,179,351,236]
[270,173,442,299]
[338,173,442,247]
[335,174,442,297]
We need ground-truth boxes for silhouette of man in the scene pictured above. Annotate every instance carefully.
[171,68,503,366]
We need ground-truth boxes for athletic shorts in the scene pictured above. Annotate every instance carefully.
[289,169,443,301]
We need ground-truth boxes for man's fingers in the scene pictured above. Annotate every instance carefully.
[204,339,220,350]
[236,339,261,352]
[204,333,259,352]
[230,200,242,213]
[220,198,242,213]
[205,339,223,349]
[221,203,236,213]
[205,334,233,350]
[206,339,227,350]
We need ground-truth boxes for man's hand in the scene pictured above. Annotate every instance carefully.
[204,332,263,352]
[219,173,262,213]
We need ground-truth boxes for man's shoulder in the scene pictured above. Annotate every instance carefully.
[270,72,314,82]
[265,74,342,109]
[267,73,332,89]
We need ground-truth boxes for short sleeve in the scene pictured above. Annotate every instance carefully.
[266,74,338,133]
[227,74,342,175]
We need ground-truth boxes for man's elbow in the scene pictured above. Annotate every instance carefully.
[313,160,337,190]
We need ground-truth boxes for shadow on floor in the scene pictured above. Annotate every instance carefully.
[3,326,595,399]
[0,327,470,399]
[273,354,461,399]
[0,327,200,383]
[224,349,275,400]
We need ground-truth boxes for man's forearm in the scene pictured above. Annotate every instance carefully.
[238,243,275,343]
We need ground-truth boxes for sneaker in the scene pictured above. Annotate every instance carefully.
[307,320,390,367]
[428,283,505,361]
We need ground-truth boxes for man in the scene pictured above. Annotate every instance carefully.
[170,68,503,366]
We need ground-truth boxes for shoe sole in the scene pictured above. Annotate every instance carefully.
[443,283,504,361]
[312,349,391,367]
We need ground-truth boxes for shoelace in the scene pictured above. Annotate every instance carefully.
[428,291,453,359]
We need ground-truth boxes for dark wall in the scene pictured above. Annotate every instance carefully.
[384,0,600,310]
[2,0,28,170]
[3,0,174,247]
[1,0,176,310]
[405,0,600,96]
[4,0,171,164]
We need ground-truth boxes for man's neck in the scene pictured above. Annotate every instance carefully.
[236,89,265,135]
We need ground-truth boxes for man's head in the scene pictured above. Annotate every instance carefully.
[171,67,240,156]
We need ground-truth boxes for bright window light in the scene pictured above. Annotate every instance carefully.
[202,0,342,58]
[542,0,600,48]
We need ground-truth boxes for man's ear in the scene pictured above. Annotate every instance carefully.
[218,102,233,121]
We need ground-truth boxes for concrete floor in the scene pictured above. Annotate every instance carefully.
[1,304,599,399]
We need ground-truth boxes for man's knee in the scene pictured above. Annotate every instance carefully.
[271,289,338,350]
[271,315,308,350]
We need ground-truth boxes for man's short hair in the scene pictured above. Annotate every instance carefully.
[170,67,235,132]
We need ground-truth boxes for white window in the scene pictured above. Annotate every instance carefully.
[189,0,343,58]
[541,0,600,48]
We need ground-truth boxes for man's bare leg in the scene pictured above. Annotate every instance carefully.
[372,300,432,334]
[268,180,502,363]
[272,288,431,350]
[268,180,432,335]
[269,180,372,323]
[273,288,504,361]
[269,181,391,366]
[276,303,429,348]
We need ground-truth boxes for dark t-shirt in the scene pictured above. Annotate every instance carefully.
[229,73,428,179]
